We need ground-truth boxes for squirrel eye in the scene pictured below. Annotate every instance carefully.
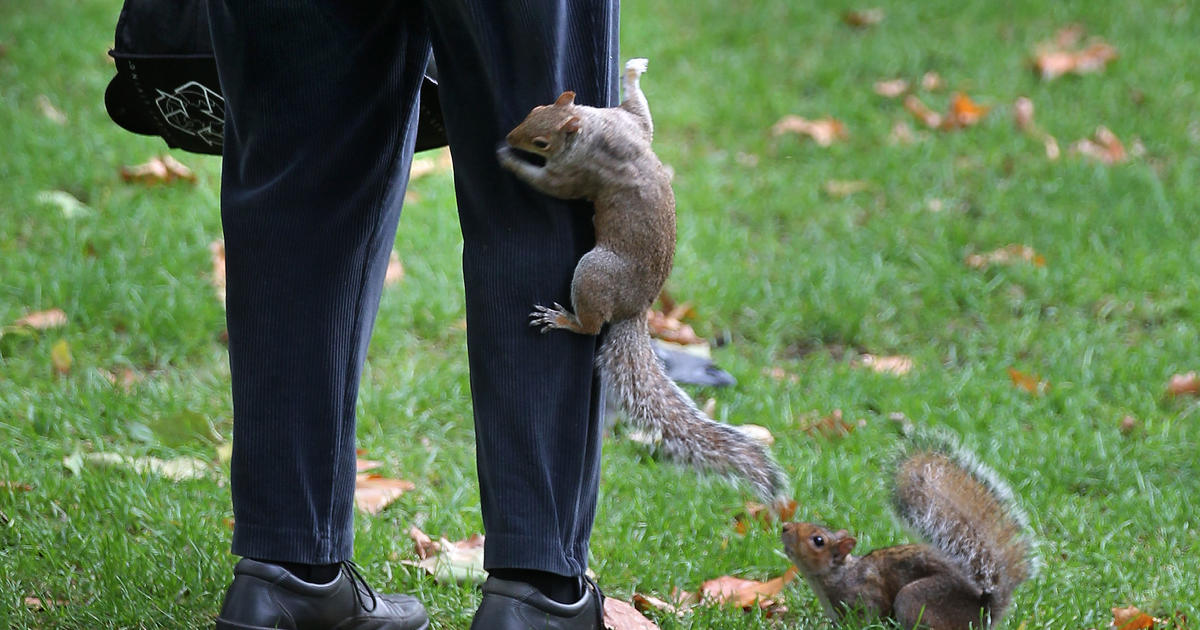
[532,138,551,150]
[812,535,825,548]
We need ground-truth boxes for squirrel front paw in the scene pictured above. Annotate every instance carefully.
[624,58,649,79]
[529,303,573,333]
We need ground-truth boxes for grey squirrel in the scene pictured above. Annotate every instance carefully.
[782,438,1036,630]
[496,58,787,502]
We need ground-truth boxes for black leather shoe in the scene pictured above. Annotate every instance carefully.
[469,576,604,630]
[215,558,428,630]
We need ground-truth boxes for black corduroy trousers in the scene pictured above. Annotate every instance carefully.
[208,0,618,577]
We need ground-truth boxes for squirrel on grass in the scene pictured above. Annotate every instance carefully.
[496,58,787,502]
[782,437,1037,630]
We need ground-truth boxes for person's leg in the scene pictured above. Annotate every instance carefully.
[209,0,428,587]
[423,0,618,585]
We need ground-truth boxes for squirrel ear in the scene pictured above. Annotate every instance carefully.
[559,115,582,134]
[555,91,577,107]
[833,531,856,562]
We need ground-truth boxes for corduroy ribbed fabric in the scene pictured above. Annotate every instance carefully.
[209,0,618,577]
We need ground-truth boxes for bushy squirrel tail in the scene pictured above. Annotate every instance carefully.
[599,317,788,502]
[890,435,1037,618]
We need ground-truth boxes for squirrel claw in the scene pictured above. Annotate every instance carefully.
[529,303,565,333]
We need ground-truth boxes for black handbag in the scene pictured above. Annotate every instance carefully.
[104,0,447,155]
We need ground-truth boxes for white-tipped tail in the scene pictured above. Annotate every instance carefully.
[599,317,788,501]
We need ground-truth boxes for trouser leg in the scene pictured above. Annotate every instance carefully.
[208,0,431,564]
[423,0,620,576]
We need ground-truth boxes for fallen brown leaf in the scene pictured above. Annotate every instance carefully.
[209,240,227,306]
[699,566,797,613]
[1112,605,1156,630]
[1166,372,1200,397]
[1034,33,1118,81]
[1118,416,1140,436]
[1014,98,1062,160]
[50,339,73,375]
[920,71,944,91]
[735,424,775,447]
[1071,126,1128,165]
[403,529,486,584]
[873,78,909,98]
[1007,368,1049,396]
[965,244,1046,269]
[11,308,67,330]
[842,8,884,27]
[2,481,33,492]
[632,593,690,617]
[799,409,855,439]
[35,95,68,124]
[646,309,704,346]
[889,121,918,145]
[853,354,914,376]
[99,367,143,392]
[771,115,848,147]
[120,155,196,184]
[604,597,660,630]
[822,180,870,198]
[385,250,405,286]
[354,474,415,515]
[24,596,68,612]
[734,498,798,535]
[906,93,990,131]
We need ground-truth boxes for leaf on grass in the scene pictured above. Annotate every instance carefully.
[209,240,227,306]
[2,481,33,492]
[1166,372,1200,397]
[1007,368,1049,396]
[735,424,775,447]
[632,593,690,617]
[356,457,383,473]
[11,308,68,330]
[842,8,884,28]
[873,79,910,98]
[1112,606,1156,630]
[50,339,73,374]
[120,155,196,184]
[1071,126,1128,165]
[889,121,918,145]
[734,498,798,535]
[385,250,405,286]
[24,596,67,612]
[404,527,486,584]
[646,309,704,346]
[920,71,944,91]
[35,190,92,218]
[822,180,871,198]
[799,409,857,439]
[604,597,660,630]
[764,366,800,384]
[1012,97,1061,160]
[965,244,1046,269]
[98,367,143,392]
[1033,25,1118,81]
[698,566,797,614]
[409,147,454,180]
[1118,416,1140,436]
[76,452,210,481]
[771,116,848,147]
[905,93,990,131]
[354,474,415,515]
[35,94,68,124]
[852,354,914,376]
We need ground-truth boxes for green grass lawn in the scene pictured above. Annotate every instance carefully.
[2,0,1198,628]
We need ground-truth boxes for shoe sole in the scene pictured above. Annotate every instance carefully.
[215,617,430,630]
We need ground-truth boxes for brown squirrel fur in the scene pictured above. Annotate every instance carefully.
[782,440,1036,629]
[496,59,786,501]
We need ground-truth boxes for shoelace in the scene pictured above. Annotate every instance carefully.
[340,560,379,613]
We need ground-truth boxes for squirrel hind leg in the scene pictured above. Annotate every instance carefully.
[894,576,991,630]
